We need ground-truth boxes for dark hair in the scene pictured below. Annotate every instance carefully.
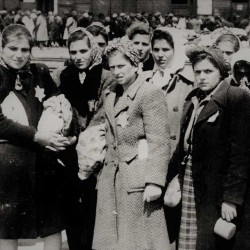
[2,24,33,49]
[151,29,174,50]
[192,53,228,79]
[215,33,240,53]
[86,25,108,43]
[67,30,91,49]
[127,24,152,40]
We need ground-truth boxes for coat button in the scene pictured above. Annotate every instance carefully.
[173,106,179,112]
[113,145,116,150]
[170,135,176,140]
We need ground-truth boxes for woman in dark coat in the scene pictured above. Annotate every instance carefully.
[56,27,108,250]
[170,45,250,250]
[230,48,250,250]
[0,24,75,250]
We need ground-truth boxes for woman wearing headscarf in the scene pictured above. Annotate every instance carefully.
[214,32,241,66]
[92,37,171,250]
[0,24,76,250]
[55,27,113,250]
[169,45,250,250]
[149,28,195,245]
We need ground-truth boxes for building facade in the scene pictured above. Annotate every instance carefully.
[0,0,249,18]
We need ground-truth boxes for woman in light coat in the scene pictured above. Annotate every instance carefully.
[93,37,171,250]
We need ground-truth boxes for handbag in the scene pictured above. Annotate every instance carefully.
[164,174,181,207]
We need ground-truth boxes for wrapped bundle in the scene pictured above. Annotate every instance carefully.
[37,94,73,136]
[76,123,106,180]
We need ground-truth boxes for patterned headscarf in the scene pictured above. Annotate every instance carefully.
[186,44,230,79]
[68,27,102,70]
[105,36,140,66]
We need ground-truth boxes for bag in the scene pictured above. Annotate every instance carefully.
[164,174,181,207]
[76,123,106,180]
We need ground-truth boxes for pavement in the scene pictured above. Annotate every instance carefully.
[32,46,69,59]
[18,231,69,250]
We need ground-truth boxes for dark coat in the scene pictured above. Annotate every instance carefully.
[170,79,250,249]
[0,63,66,239]
[93,73,171,250]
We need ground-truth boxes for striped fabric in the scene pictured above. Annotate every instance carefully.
[178,154,197,250]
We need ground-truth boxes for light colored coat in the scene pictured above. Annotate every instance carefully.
[93,72,171,250]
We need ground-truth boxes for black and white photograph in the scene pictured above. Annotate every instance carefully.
[0,0,249,249]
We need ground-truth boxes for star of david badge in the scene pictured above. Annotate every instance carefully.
[35,86,46,102]
[117,112,129,128]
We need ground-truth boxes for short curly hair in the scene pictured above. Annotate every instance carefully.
[126,22,152,40]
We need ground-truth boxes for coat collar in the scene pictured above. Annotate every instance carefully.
[104,72,150,129]
[184,78,231,125]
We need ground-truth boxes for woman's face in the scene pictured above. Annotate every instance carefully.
[132,34,151,62]
[194,58,221,93]
[69,37,92,70]
[93,34,107,56]
[217,41,236,64]
[2,35,31,69]
[152,39,174,69]
[108,51,137,88]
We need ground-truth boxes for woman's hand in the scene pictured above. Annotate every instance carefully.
[221,202,237,222]
[143,184,162,202]
[34,131,76,151]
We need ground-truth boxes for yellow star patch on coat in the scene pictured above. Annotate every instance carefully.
[35,86,45,102]
[117,112,129,128]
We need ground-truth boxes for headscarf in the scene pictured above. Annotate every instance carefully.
[230,47,250,93]
[186,44,230,79]
[105,36,140,67]
[68,27,102,70]
[231,47,250,73]
[0,57,32,91]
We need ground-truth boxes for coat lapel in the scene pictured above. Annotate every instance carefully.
[195,79,230,125]
[104,87,117,136]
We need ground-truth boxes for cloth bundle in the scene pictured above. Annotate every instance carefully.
[76,123,106,180]
[37,94,73,136]
[164,174,181,207]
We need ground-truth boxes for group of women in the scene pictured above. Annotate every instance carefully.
[0,21,250,250]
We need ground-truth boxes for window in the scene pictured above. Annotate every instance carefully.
[232,0,248,2]
[171,0,188,4]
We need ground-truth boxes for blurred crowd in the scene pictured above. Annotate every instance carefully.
[1,8,250,49]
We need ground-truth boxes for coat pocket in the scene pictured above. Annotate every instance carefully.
[127,158,146,193]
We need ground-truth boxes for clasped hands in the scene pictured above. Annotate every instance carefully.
[34,130,76,151]
[143,183,162,202]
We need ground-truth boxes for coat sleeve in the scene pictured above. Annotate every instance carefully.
[0,105,36,142]
[223,88,250,205]
[141,84,170,187]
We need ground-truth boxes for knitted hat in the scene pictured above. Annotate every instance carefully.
[186,45,230,79]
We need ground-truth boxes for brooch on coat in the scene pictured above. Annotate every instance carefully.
[207,111,219,123]
[117,112,129,128]
[35,85,46,102]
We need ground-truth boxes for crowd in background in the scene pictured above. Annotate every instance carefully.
[1,6,250,250]
[1,8,250,49]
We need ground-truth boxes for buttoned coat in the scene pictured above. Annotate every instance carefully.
[93,72,171,250]
[170,79,250,249]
